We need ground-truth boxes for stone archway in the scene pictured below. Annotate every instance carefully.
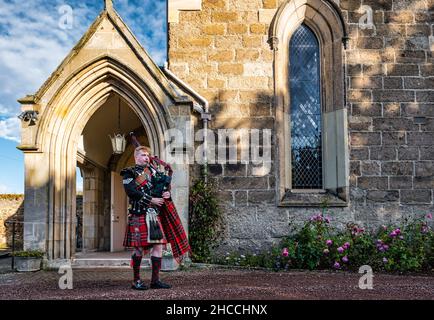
[24,57,178,264]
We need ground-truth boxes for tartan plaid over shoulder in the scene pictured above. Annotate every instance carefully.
[160,198,191,262]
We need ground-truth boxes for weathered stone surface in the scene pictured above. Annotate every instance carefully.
[413,176,434,189]
[352,103,382,116]
[0,195,24,247]
[351,133,381,146]
[248,190,275,204]
[382,132,406,145]
[420,147,434,160]
[415,161,434,177]
[219,176,269,190]
[357,177,388,190]
[367,190,399,202]
[398,147,419,160]
[370,147,397,161]
[407,132,434,146]
[401,190,432,204]
[381,161,414,176]
[389,176,413,189]
[350,147,369,160]
[361,161,381,176]
[165,0,434,254]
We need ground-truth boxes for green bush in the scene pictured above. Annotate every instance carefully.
[12,249,44,258]
[189,172,223,263]
[216,210,434,274]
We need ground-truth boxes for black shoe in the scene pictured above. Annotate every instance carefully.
[131,280,149,290]
[150,280,172,289]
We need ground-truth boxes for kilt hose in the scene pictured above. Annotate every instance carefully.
[123,199,191,262]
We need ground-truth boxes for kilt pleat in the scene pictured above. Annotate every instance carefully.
[123,213,167,248]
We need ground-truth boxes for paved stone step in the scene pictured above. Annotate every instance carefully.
[71,257,151,268]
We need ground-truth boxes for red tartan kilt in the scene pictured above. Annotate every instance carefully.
[123,213,167,248]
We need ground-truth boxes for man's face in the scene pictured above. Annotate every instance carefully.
[135,151,150,166]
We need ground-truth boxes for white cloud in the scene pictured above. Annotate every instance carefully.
[0,0,167,141]
[0,184,8,193]
[0,117,20,142]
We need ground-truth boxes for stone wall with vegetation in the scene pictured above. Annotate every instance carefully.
[169,0,434,253]
[0,194,24,249]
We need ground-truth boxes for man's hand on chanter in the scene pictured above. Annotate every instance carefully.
[151,198,164,206]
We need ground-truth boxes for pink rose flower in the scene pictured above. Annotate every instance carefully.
[333,262,340,269]
[282,248,289,257]
[337,246,344,254]
[342,256,349,263]
[326,240,333,247]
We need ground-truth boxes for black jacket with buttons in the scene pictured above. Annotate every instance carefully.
[120,165,153,215]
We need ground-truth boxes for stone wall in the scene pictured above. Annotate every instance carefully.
[169,0,433,253]
[0,195,24,249]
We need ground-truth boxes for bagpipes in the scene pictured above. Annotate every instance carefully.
[129,132,171,242]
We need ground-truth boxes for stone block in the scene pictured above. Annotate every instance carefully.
[416,91,434,103]
[212,11,239,22]
[351,76,382,89]
[228,23,248,34]
[407,132,434,146]
[234,191,248,206]
[381,161,413,175]
[262,0,277,9]
[248,190,275,204]
[367,190,399,202]
[382,132,406,145]
[401,189,432,204]
[404,78,434,90]
[361,161,381,176]
[386,64,419,76]
[389,176,413,189]
[372,90,415,103]
[401,103,434,117]
[415,161,434,177]
[372,118,417,131]
[218,63,244,75]
[350,132,381,146]
[202,24,226,35]
[350,147,369,160]
[236,49,260,61]
[370,147,397,161]
[413,176,434,189]
[420,147,434,160]
[224,163,247,176]
[398,147,419,160]
[357,176,388,190]
[383,103,401,117]
[219,176,268,190]
[383,77,403,90]
[352,103,382,116]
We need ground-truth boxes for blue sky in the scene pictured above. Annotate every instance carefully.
[0,0,167,194]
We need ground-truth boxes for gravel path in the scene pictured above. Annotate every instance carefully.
[0,265,433,300]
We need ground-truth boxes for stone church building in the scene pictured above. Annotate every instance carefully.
[17,0,433,266]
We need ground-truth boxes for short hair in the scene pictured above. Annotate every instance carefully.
[134,146,152,157]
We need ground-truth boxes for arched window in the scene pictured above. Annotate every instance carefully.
[289,24,322,189]
[270,0,349,206]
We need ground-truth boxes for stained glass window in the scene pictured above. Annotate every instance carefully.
[289,24,323,189]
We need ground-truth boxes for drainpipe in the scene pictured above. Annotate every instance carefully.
[162,62,211,182]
